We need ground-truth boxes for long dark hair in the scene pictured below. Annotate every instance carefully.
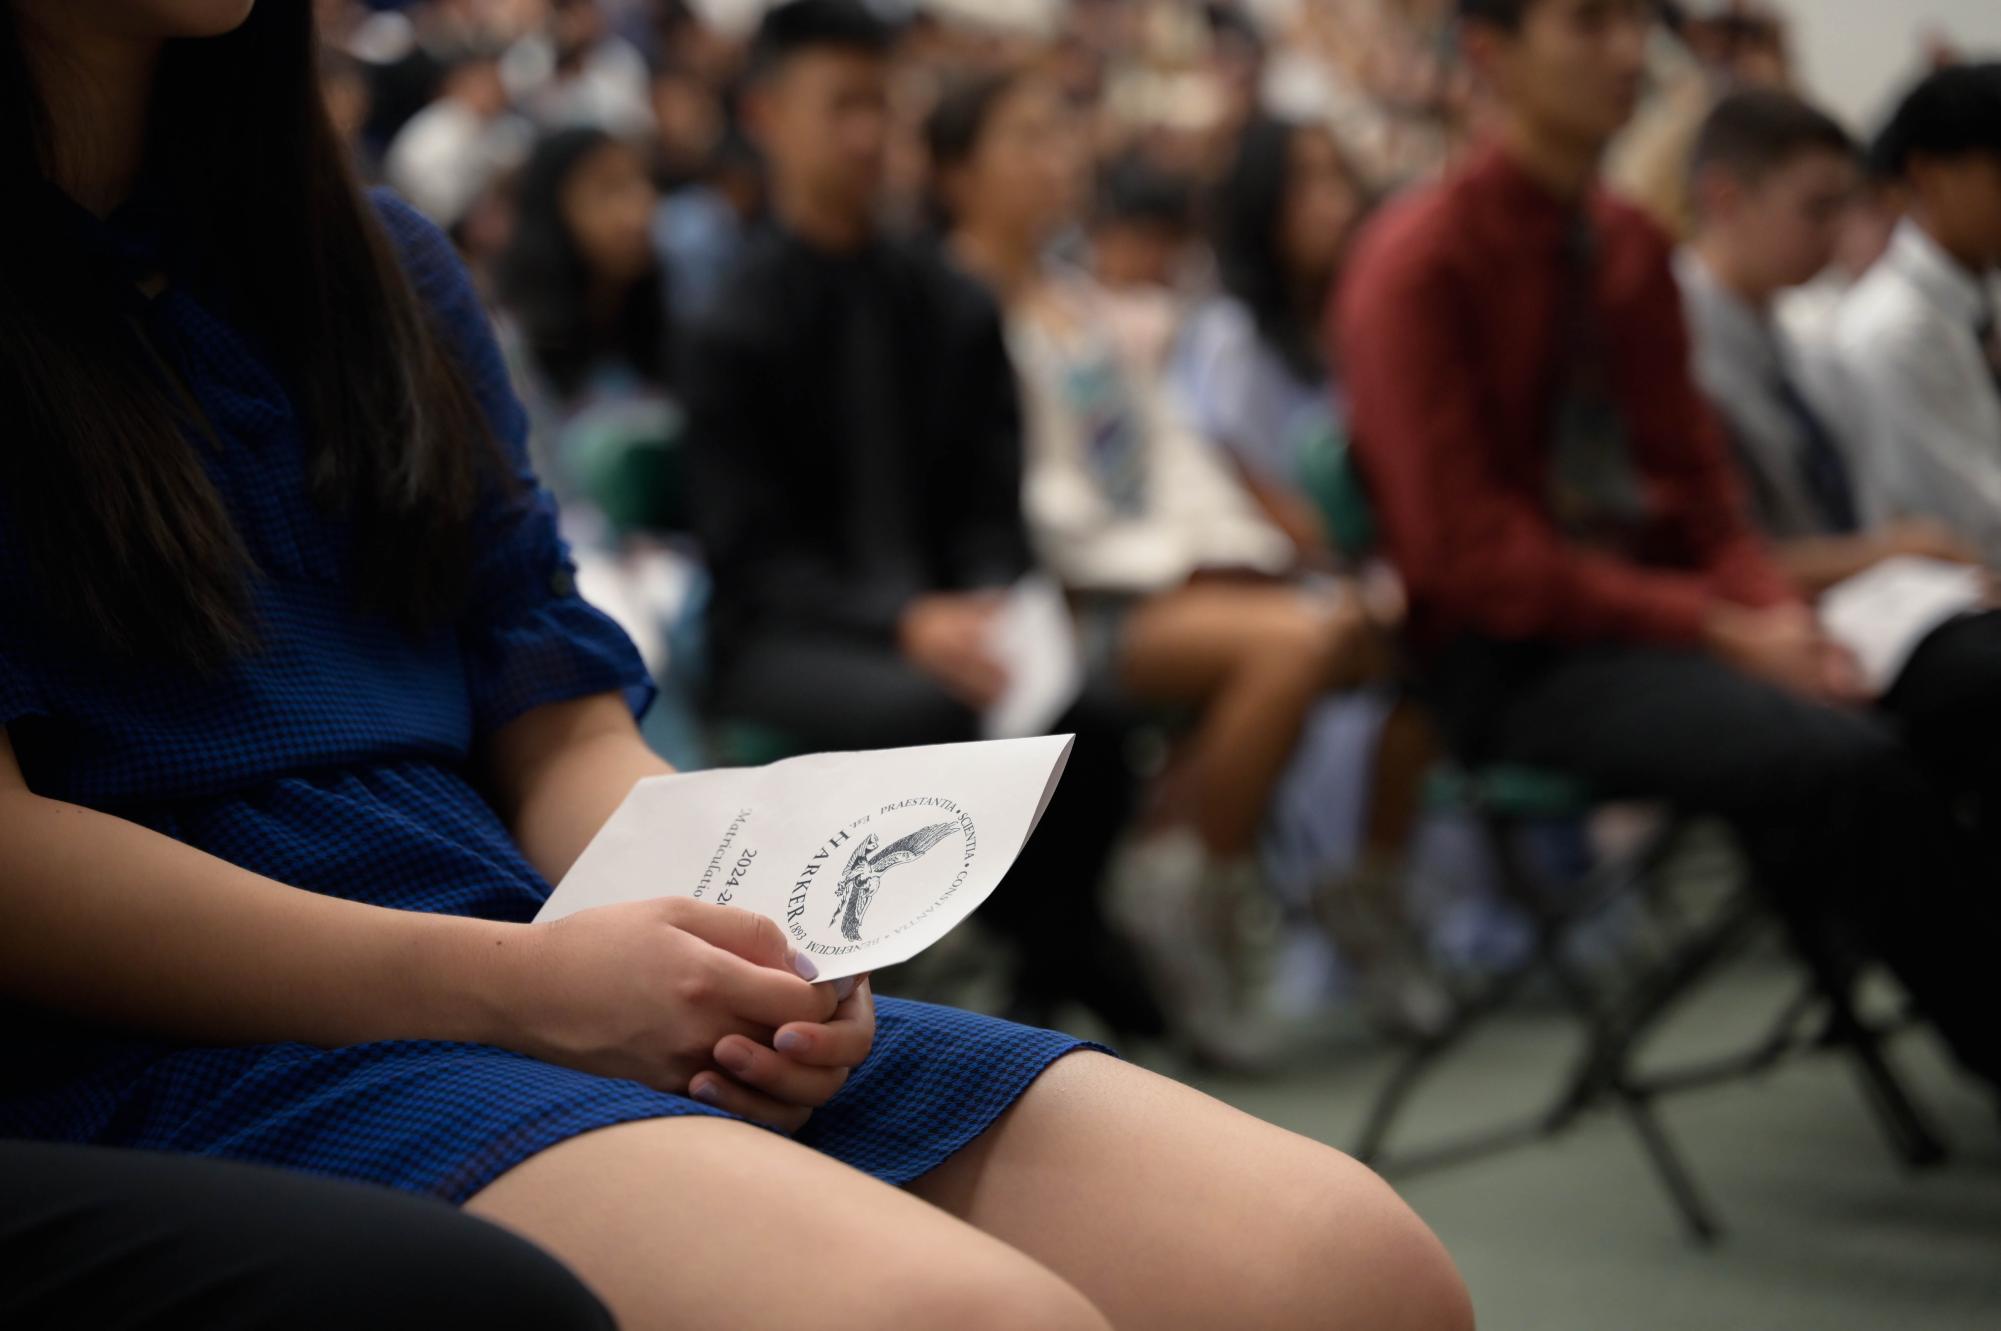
[1214,116,1361,384]
[0,3,497,671]
[496,128,672,403]
[924,68,1027,231]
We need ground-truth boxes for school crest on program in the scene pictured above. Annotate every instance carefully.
[784,798,980,958]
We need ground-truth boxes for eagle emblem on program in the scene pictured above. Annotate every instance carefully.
[829,821,959,943]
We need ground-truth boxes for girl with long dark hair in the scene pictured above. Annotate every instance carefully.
[498,125,671,410]
[1175,114,1370,550]
[0,4,1467,1327]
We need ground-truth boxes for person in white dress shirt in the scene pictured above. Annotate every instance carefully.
[1830,64,2001,564]
[1681,86,2001,890]
[1678,89,1979,592]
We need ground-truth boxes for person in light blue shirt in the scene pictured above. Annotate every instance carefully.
[1174,114,1370,557]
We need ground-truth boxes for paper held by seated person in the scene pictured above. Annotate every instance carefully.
[536,735,1076,980]
[1820,556,1986,694]
[982,574,1085,740]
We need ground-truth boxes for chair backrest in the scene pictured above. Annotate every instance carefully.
[567,399,692,537]
[1295,423,1377,563]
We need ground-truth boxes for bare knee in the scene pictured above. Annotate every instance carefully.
[1232,594,1363,682]
[1271,1154,1473,1331]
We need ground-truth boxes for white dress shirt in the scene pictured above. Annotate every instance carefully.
[1830,220,2001,563]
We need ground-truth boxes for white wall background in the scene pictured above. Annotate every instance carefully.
[1774,0,2001,131]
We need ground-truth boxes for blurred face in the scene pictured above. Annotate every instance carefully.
[748,49,890,229]
[1911,153,2001,271]
[1280,127,1365,286]
[561,140,658,285]
[1476,0,1649,154]
[946,78,1085,248]
[447,60,509,120]
[1092,221,1187,289]
[1705,149,1858,293]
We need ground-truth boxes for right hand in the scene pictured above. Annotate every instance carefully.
[1878,518,1982,567]
[898,592,1009,709]
[1703,601,1868,705]
[495,898,837,1106]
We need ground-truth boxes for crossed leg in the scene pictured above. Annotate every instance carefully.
[465,1053,1470,1330]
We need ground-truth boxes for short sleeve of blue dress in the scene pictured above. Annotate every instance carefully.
[0,188,1099,1205]
[369,192,655,735]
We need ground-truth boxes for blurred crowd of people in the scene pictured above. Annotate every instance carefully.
[317,0,2001,1093]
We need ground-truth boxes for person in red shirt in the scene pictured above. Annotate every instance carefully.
[1337,0,2001,1095]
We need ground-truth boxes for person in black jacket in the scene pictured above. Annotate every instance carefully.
[686,0,1160,1037]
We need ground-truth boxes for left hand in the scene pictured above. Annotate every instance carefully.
[691,976,878,1132]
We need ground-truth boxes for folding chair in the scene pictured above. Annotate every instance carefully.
[1297,430,1948,1243]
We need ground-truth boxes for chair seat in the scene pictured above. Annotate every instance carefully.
[1426,764,1593,818]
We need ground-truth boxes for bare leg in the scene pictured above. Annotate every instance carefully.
[465,1117,1110,1331]
[910,1053,1473,1331]
[1118,583,1374,857]
[1362,695,1441,862]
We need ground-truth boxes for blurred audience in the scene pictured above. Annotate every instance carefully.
[932,67,1442,1051]
[1339,0,2001,1098]
[1681,86,2001,874]
[685,0,1160,1038]
[385,44,532,232]
[329,0,2001,1066]
[1829,63,2001,565]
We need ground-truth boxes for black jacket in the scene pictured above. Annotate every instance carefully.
[685,225,1030,663]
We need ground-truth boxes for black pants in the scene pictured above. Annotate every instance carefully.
[0,1142,614,1331]
[1426,625,2001,1091]
[716,634,1162,1034]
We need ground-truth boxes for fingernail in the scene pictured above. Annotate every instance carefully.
[834,976,858,1001]
[775,1029,809,1055]
[790,950,819,981]
[716,1040,752,1073]
[691,1080,723,1106]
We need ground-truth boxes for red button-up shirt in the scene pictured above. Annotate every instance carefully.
[1334,143,1795,650]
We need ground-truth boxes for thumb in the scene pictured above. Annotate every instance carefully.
[672,902,813,978]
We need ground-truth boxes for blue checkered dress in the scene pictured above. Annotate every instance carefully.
[0,190,1095,1202]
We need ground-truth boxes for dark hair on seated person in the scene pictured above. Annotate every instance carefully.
[1214,116,1369,384]
[0,0,501,671]
[1871,62,2001,180]
[1093,152,1197,235]
[1457,0,1534,29]
[924,68,1026,228]
[1690,89,1857,188]
[497,128,673,404]
[746,0,895,82]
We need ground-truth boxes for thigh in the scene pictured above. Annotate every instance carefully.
[1882,610,2001,777]
[908,1052,1472,1331]
[464,1114,1106,1331]
[1479,644,1901,814]
[716,635,979,750]
[0,1141,612,1331]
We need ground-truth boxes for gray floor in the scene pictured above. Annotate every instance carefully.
[1176,964,2001,1331]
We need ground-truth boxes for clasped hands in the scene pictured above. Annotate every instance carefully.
[510,897,876,1134]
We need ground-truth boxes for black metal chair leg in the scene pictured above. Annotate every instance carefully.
[1613,1086,1724,1245]
[1783,923,1950,1169]
[1484,813,1728,1240]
